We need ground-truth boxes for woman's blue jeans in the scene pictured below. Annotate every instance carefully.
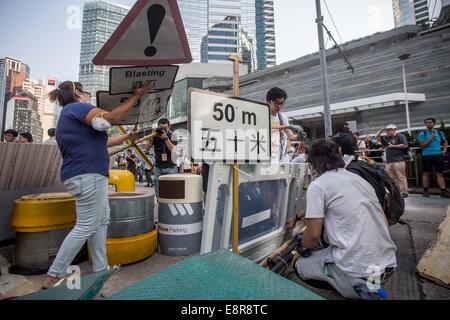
[47,174,110,278]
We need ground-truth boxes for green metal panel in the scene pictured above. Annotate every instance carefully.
[15,268,115,300]
[109,250,325,300]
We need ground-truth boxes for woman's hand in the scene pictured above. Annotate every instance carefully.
[127,128,139,141]
[133,82,155,97]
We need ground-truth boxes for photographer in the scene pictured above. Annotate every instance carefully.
[266,87,305,163]
[145,118,178,197]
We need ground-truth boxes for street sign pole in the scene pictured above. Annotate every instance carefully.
[228,55,243,254]
[315,0,333,138]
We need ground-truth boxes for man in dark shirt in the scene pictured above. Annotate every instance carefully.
[364,135,384,163]
[126,149,137,178]
[377,124,409,198]
[145,118,178,197]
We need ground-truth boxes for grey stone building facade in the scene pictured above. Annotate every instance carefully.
[205,25,450,139]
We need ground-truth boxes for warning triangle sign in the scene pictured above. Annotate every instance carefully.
[93,0,192,66]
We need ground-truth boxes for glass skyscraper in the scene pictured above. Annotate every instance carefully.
[393,0,416,27]
[392,0,439,27]
[256,0,276,70]
[177,0,209,63]
[78,1,129,100]
[177,0,275,72]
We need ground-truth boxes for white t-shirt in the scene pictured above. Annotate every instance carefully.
[357,140,366,151]
[305,169,397,278]
[271,112,290,163]
[43,138,57,145]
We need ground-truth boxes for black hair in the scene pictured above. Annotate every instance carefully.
[4,129,18,137]
[19,132,33,143]
[127,149,132,153]
[331,133,356,156]
[354,132,360,137]
[47,128,56,137]
[48,81,83,107]
[424,118,436,124]
[307,139,345,176]
[266,87,288,102]
[158,118,171,126]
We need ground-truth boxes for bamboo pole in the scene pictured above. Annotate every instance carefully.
[228,55,243,254]
[117,126,154,171]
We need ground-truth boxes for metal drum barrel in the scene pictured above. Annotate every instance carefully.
[158,174,203,256]
[103,192,157,265]
[9,193,80,275]
[108,192,154,238]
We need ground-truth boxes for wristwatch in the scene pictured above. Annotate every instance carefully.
[294,234,312,258]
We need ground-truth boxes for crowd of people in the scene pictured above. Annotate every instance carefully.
[3,128,58,145]
[2,80,449,300]
[267,87,449,199]
[266,86,449,299]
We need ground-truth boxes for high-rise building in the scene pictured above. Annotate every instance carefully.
[392,0,443,27]
[23,79,46,115]
[79,1,129,102]
[203,0,257,71]
[177,0,209,63]
[414,0,430,24]
[23,78,61,140]
[256,0,276,70]
[5,92,43,143]
[177,0,274,72]
[393,0,416,27]
[0,57,30,136]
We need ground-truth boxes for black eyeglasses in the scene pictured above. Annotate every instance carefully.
[80,90,91,97]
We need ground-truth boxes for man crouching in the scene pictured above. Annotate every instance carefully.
[294,139,397,300]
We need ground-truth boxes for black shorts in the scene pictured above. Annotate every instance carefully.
[422,155,445,173]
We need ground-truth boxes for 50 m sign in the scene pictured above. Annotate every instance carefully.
[188,89,271,163]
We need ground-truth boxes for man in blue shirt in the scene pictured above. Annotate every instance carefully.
[418,118,449,198]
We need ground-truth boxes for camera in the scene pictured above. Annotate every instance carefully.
[298,132,308,140]
[155,128,165,135]
[289,125,303,133]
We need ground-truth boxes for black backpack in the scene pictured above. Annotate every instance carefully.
[346,159,405,226]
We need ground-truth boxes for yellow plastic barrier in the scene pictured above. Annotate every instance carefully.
[11,193,76,233]
[109,170,136,193]
[89,229,158,266]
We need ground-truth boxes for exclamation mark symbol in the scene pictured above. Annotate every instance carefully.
[144,4,166,57]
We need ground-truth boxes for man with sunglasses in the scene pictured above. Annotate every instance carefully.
[266,87,304,163]
[418,118,449,198]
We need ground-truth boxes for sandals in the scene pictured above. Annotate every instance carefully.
[41,275,67,290]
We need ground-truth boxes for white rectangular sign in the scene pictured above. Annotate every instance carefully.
[109,65,179,95]
[188,88,271,163]
[96,89,173,125]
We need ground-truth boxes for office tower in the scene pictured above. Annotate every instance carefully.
[5,92,43,143]
[256,0,276,70]
[79,1,129,101]
[0,57,30,135]
[177,0,274,72]
[392,0,443,27]
[392,0,416,27]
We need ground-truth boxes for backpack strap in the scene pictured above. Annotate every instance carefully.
[425,129,446,142]
[278,113,285,161]
[437,129,445,141]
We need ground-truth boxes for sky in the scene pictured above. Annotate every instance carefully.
[0,0,395,82]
